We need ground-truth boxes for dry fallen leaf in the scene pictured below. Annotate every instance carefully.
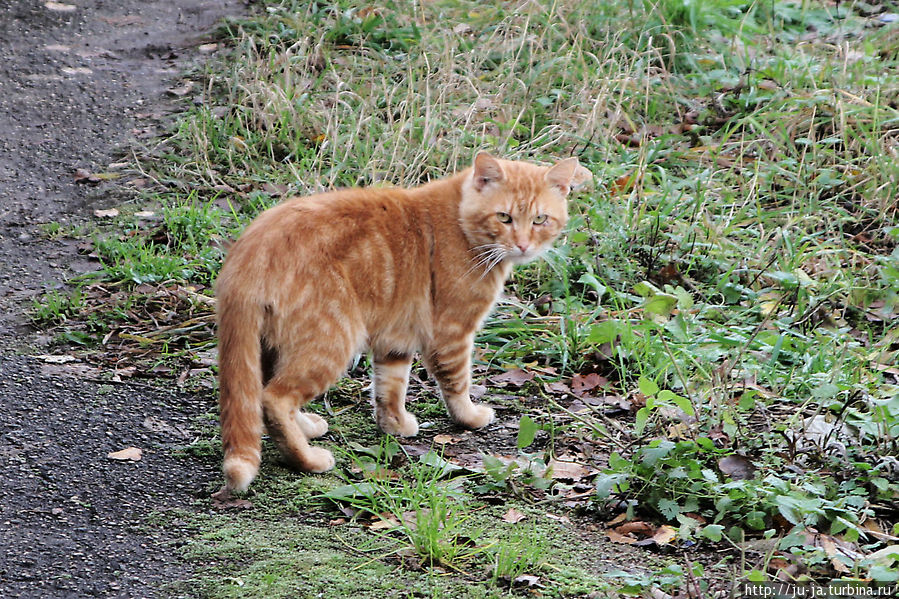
[607,529,638,544]
[488,368,535,388]
[614,521,654,537]
[606,512,628,526]
[107,446,142,461]
[45,2,77,11]
[432,434,461,445]
[167,81,194,96]
[369,516,401,530]
[211,486,253,510]
[547,458,595,481]
[75,168,100,184]
[513,574,542,588]
[651,525,677,546]
[543,381,571,395]
[35,354,78,364]
[93,208,119,218]
[570,373,608,397]
[502,508,527,523]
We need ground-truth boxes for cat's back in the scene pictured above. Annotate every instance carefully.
[218,186,437,299]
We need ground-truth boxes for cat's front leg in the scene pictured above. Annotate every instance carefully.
[372,352,419,436]
[424,335,495,429]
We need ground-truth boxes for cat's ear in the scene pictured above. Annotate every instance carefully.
[545,157,587,196]
[472,152,504,191]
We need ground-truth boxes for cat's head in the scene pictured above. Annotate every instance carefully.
[459,152,591,267]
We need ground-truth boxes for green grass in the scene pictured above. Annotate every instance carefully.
[31,0,899,595]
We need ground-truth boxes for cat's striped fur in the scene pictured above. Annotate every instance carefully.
[216,153,590,492]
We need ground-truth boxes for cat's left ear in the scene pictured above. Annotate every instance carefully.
[545,157,591,196]
[472,152,504,192]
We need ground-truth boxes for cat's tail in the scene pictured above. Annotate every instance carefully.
[217,293,265,493]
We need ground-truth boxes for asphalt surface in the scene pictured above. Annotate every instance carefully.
[0,1,244,596]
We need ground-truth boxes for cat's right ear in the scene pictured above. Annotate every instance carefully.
[472,152,504,191]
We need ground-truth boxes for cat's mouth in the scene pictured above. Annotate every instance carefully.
[506,246,540,264]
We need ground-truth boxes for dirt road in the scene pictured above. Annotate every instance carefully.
[0,1,243,596]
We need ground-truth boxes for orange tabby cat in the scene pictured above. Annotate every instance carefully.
[216,153,591,492]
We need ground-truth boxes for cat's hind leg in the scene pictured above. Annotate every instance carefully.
[261,337,356,472]
[372,351,418,436]
[423,334,495,429]
[295,411,328,438]
[262,377,336,473]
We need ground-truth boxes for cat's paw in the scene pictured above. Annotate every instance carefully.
[302,447,336,473]
[453,404,495,430]
[296,411,328,438]
[376,409,419,437]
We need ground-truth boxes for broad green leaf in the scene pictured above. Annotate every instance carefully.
[588,319,620,345]
[644,293,678,317]
[774,496,801,526]
[811,383,840,399]
[641,440,675,466]
[595,473,628,498]
[577,272,607,299]
[321,482,377,501]
[419,451,462,478]
[517,415,538,449]
[635,407,650,435]
[700,524,724,542]
[638,376,659,397]
[672,395,695,416]
[633,280,660,297]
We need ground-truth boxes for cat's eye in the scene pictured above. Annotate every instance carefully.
[496,212,512,224]
[533,214,548,225]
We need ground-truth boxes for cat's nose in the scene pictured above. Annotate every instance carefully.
[516,242,529,253]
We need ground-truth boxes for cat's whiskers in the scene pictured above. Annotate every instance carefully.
[465,243,507,278]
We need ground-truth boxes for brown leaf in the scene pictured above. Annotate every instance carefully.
[369,516,400,530]
[93,208,119,218]
[547,458,595,481]
[502,508,527,523]
[488,368,535,388]
[167,81,194,97]
[433,434,461,445]
[107,446,142,461]
[328,518,346,526]
[610,171,639,195]
[211,486,253,510]
[606,512,628,526]
[75,168,101,184]
[262,182,290,196]
[651,525,677,545]
[607,529,638,544]
[127,178,150,188]
[543,512,571,524]
[570,373,608,397]
[543,381,571,395]
[718,455,757,480]
[614,521,654,537]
